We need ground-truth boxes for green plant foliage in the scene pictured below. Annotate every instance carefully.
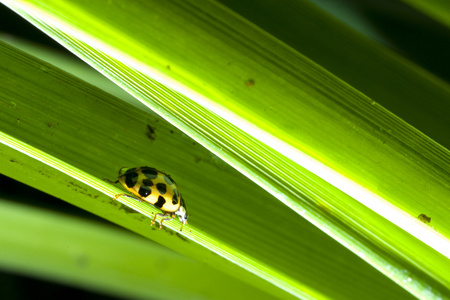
[0,191,273,299]
[0,40,413,299]
[401,0,450,28]
[217,0,450,149]
[0,0,449,299]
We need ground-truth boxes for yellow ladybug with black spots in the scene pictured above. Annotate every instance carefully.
[113,167,188,231]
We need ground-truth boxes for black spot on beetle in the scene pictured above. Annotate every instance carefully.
[155,196,166,208]
[157,183,167,195]
[123,168,137,174]
[179,197,186,209]
[139,185,151,197]
[142,178,153,187]
[124,172,139,188]
[142,167,158,179]
[173,188,179,198]
[172,194,178,205]
[163,175,173,185]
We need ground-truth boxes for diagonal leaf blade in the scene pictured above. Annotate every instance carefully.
[1,0,450,299]
[0,39,416,299]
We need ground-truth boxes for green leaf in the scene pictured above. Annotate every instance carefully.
[1,0,450,299]
[0,191,272,299]
[401,0,450,28]
[217,0,450,149]
[0,39,412,299]
[0,42,300,299]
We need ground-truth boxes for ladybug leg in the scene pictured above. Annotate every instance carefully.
[151,213,164,227]
[179,222,185,232]
[151,213,175,230]
[159,214,176,230]
[113,193,142,202]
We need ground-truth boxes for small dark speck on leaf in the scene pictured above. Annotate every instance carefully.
[418,213,431,224]
[146,124,156,141]
[245,79,255,87]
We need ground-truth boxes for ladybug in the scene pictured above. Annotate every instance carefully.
[113,167,188,231]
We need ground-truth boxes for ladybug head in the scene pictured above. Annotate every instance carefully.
[175,196,188,231]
